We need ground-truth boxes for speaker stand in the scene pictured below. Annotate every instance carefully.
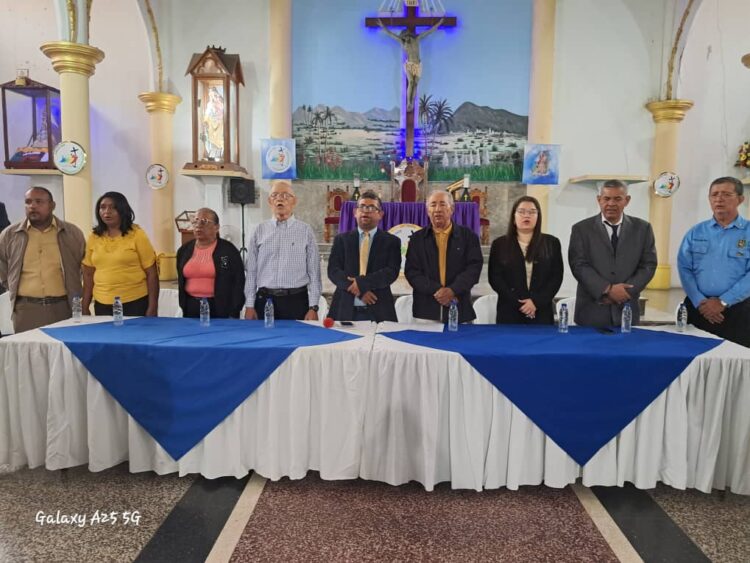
[239,202,248,258]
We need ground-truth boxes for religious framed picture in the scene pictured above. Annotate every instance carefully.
[146,164,169,190]
[653,171,680,198]
[522,144,560,185]
[260,138,296,180]
[52,140,86,175]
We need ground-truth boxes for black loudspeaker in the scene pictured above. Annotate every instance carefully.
[229,178,255,204]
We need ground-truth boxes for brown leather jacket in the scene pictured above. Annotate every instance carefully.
[0,215,86,309]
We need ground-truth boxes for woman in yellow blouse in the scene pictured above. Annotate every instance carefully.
[82,191,159,316]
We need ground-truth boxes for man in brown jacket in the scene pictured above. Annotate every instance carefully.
[0,187,85,333]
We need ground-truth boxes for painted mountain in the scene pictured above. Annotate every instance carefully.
[292,102,527,181]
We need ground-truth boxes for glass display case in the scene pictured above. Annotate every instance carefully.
[1,74,61,169]
[184,46,246,173]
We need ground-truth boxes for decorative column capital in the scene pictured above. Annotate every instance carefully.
[645,99,694,123]
[40,41,104,77]
[138,92,182,114]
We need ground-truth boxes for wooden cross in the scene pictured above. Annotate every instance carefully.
[366,3,456,159]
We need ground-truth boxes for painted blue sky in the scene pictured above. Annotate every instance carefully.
[292,0,532,116]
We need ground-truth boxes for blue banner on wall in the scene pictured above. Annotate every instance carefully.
[261,138,297,180]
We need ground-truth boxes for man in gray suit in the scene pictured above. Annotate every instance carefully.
[568,179,657,327]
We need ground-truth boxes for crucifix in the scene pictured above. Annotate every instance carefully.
[366,3,456,159]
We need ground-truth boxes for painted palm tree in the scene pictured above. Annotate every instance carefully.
[323,106,335,152]
[313,110,325,160]
[418,94,434,131]
[426,98,454,156]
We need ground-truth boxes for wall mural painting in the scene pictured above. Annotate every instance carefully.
[292,0,532,181]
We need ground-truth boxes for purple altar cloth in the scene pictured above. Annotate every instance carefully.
[339,201,480,237]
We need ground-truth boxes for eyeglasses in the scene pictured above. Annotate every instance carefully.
[709,191,738,200]
[191,218,216,227]
[357,204,381,213]
[269,192,294,200]
[515,209,538,216]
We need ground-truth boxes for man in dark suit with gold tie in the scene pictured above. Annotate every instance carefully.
[327,191,401,322]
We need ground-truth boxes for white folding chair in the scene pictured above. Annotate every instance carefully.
[473,294,498,324]
[556,297,576,326]
[158,288,183,318]
[395,295,414,323]
[0,291,14,335]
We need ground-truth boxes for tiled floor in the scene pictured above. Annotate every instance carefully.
[0,464,194,562]
[1,465,748,562]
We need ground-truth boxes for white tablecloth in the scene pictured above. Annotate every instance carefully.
[1,319,748,494]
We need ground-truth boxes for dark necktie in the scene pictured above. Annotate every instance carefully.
[604,222,619,251]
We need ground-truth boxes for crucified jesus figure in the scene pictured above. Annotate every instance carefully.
[378,17,445,112]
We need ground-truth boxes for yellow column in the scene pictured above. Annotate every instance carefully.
[40,41,104,232]
[269,0,292,139]
[138,92,182,281]
[645,99,693,289]
[526,0,556,231]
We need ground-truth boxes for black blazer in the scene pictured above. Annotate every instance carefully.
[0,203,9,233]
[405,224,483,323]
[327,228,401,322]
[176,237,246,318]
[488,234,563,325]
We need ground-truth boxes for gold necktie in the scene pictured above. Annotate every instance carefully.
[359,231,370,275]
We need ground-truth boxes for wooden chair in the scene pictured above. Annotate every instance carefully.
[391,159,428,202]
[470,187,490,245]
[324,186,349,242]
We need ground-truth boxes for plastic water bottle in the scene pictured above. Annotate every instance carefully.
[448,299,459,332]
[676,302,688,332]
[71,295,82,323]
[200,298,210,327]
[621,302,632,333]
[113,296,124,326]
[558,303,569,333]
[264,298,275,328]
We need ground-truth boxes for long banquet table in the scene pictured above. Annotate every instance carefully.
[1,318,748,494]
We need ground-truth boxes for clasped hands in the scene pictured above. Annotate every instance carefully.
[433,286,456,307]
[601,283,634,305]
[518,298,536,319]
[698,297,725,324]
[347,277,377,305]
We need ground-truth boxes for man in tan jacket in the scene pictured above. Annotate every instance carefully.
[0,187,85,333]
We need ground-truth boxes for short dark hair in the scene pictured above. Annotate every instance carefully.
[93,191,136,236]
[28,186,54,202]
[709,176,744,197]
[358,190,383,209]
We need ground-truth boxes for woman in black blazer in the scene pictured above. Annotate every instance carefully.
[488,196,563,324]
[176,208,246,319]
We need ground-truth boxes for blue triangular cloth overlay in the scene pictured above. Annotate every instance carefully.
[383,325,721,465]
[43,318,361,460]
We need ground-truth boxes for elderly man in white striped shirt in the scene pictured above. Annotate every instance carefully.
[244,181,322,321]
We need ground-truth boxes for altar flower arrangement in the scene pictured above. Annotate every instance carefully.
[736,141,750,168]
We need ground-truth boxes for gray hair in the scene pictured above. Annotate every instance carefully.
[598,179,628,195]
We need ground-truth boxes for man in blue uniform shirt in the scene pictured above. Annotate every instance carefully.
[678,176,750,346]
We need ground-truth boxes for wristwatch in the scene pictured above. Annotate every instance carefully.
[309,305,319,312]
[720,300,728,308]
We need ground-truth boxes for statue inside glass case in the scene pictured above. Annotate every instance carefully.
[201,85,224,161]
